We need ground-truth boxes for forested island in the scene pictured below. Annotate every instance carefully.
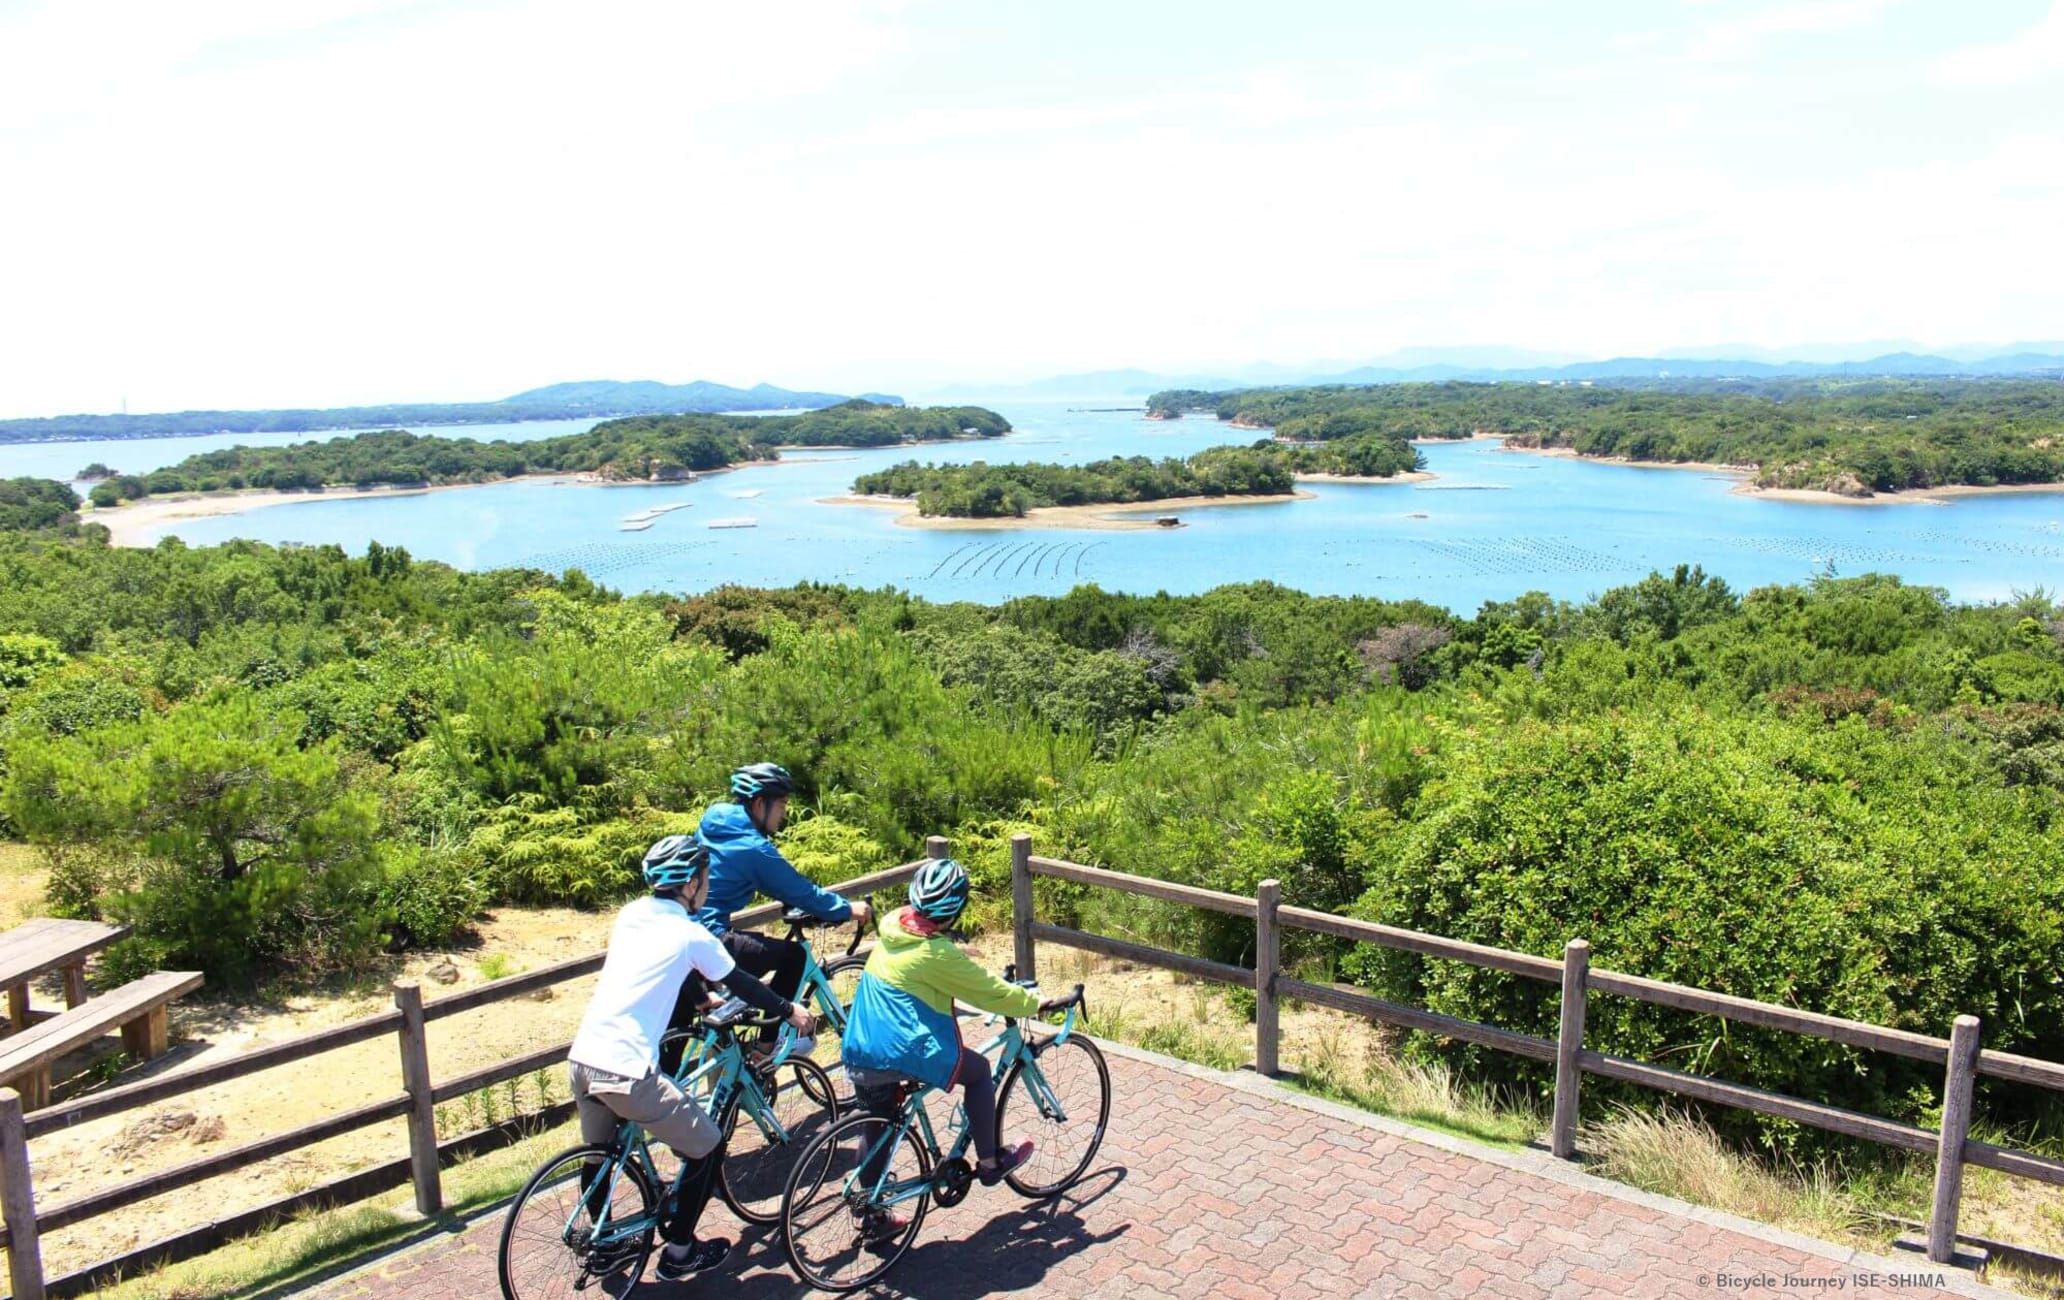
[1147,378,2064,497]
[0,378,905,443]
[849,437,1422,518]
[85,402,1009,507]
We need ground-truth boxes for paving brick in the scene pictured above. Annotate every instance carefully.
[298,1050,1974,1299]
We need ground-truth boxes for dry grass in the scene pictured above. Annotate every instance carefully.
[1582,1106,1868,1238]
[0,842,48,925]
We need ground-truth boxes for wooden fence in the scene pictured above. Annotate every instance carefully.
[1004,834,2064,1269]
[7,831,2060,1295]
[0,859,927,1300]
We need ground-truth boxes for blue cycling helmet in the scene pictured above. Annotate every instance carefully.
[730,762,795,802]
[908,857,971,923]
[642,834,709,892]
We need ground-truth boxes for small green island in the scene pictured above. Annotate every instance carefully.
[849,438,1423,519]
[85,402,1009,507]
[1147,378,2064,498]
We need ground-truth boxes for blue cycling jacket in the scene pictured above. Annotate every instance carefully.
[692,801,852,938]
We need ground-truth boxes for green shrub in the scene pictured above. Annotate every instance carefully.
[378,845,489,948]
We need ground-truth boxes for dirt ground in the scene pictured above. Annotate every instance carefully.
[8,895,616,1282]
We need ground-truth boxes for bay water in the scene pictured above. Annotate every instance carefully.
[9,403,2064,612]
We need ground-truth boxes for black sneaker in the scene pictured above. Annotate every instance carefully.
[582,1237,645,1278]
[655,1237,731,1281]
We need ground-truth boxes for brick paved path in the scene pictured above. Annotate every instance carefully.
[306,1047,1986,1299]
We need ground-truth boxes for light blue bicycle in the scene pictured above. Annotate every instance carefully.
[496,998,837,1298]
[778,977,1107,1292]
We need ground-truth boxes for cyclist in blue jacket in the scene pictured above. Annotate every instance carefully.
[666,762,871,1062]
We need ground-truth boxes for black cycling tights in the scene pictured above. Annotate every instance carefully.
[663,1142,725,1245]
[858,1047,996,1186]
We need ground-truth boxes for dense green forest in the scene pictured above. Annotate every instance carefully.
[1146,378,2064,496]
[2,496,2063,1149]
[850,437,1420,517]
[84,403,1009,507]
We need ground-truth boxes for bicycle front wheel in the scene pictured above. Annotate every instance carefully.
[810,954,869,1073]
[719,1055,841,1224]
[781,1111,931,1293]
[997,1032,1111,1197]
[498,1143,658,1300]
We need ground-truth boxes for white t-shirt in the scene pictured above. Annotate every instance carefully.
[569,894,736,1079]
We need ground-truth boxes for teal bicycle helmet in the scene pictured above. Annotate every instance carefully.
[642,834,709,892]
[908,857,971,923]
[730,762,795,802]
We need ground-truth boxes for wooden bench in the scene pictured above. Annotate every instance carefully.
[0,918,131,1033]
[0,970,203,1110]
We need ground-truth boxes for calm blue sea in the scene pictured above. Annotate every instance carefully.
[9,403,2064,612]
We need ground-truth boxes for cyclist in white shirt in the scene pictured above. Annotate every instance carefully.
[568,833,813,1281]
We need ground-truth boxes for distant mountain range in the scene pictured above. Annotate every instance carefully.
[0,379,905,444]
[928,350,2064,401]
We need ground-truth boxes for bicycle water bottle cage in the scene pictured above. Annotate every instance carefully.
[704,997,752,1031]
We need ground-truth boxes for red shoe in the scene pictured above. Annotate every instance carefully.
[978,1140,1034,1186]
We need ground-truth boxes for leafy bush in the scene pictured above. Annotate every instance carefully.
[2,694,388,984]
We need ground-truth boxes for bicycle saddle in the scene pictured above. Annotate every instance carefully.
[781,906,814,924]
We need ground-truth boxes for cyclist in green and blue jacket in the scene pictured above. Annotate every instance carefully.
[843,858,1069,1234]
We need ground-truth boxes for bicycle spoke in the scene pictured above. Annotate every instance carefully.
[998,1035,1111,1198]
[783,1113,930,1292]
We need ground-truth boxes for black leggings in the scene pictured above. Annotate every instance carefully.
[664,931,808,1072]
[578,1140,723,1248]
[663,1142,725,1246]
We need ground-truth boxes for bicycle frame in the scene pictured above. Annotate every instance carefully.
[844,1003,1082,1211]
[564,1030,769,1258]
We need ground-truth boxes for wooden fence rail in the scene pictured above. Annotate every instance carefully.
[1008,833,2064,1270]
[0,860,924,1300]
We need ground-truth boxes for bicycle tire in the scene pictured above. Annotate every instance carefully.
[718,1055,841,1224]
[498,1143,658,1300]
[781,1111,932,1293]
[810,954,870,1071]
[997,1032,1111,1198]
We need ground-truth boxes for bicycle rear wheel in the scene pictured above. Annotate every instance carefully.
[719,1055,841,1224]
[781,1112,931,1293]
[498,1144,657,1300]
[997,1032,1111,1198]
[809,954,869,1073]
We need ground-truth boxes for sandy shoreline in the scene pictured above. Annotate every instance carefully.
[1294,470,1436,485]
[817,491,1317,531]
[86,479,584,546]
[1494,440,2064,507]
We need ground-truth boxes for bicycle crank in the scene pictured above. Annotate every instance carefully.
[931,1158,974,1206]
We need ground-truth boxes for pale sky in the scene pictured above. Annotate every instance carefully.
[2,0,2061,416]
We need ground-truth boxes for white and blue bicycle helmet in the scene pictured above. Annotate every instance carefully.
[730,762,795,802]
[908,857,971,923]
[642,834,710,892]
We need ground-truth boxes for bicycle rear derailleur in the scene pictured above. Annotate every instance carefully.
[931,1157,974,1206]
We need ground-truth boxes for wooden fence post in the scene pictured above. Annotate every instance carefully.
[1551,939,1590,1159]
[1011,834,1037,985]
[0,1086,45,1300]
[393,981,442,1215]
[925,835,950,861]
[1255,879,1282,1077]
[1928,1015,1982,1264]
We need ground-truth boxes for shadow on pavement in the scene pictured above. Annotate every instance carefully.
[622,1165,1131,1297]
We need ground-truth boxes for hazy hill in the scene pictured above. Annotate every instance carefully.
[0,379,904,444]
